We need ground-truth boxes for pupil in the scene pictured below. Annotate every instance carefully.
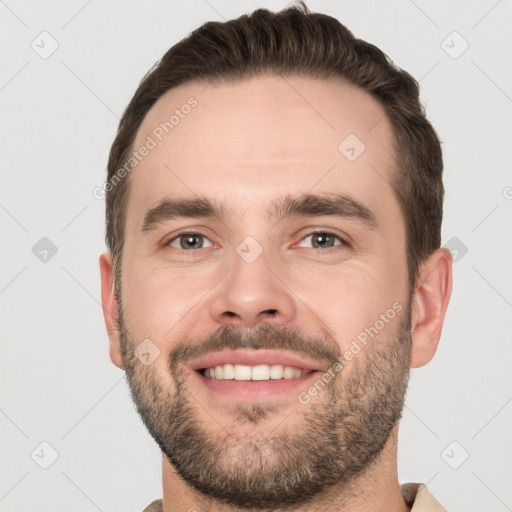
[182,234,202,249]
[314,233,332,248]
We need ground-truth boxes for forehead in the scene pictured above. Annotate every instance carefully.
[127,75,399,227]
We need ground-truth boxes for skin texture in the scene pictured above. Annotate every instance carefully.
[100,75,453,511]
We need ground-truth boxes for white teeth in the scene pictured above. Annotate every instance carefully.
[283,366,301,379]
[234,364,252,380]
[203,364,310,381]
[269,365,284,379]
[222,363,235,379]
[251,365,270,381]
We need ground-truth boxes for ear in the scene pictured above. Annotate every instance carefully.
[99,252,123,369]
[410,247,453,368]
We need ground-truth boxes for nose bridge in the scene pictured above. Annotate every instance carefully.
[209,236,296,327]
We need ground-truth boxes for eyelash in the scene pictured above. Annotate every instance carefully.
[164,229,350,255]
[300,229,350,253]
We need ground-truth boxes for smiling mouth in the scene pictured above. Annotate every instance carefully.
[200,364,313,381]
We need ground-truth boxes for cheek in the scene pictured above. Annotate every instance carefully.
[288,261,407,353]
[121,259,214,341]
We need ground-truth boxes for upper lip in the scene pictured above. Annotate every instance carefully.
[188,349,324,372]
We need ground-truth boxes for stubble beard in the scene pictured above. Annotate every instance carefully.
[120,307,412,510]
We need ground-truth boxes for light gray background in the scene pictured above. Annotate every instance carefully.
[1,1,511,511]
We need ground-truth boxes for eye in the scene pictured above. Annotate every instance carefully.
[296,230,348,252]
[167,232,214,251]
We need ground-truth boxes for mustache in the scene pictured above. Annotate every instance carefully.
[168,323,342,375]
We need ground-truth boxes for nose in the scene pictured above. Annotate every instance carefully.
[209,244,297,328]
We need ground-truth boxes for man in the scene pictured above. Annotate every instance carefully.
[99,2,452,511]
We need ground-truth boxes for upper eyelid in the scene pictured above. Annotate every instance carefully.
[166,230,215,248]
[161,227,214,245]
[298,230,350,247]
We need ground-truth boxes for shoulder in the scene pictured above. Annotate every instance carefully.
[401,482,448,511]
[141,499,163,512]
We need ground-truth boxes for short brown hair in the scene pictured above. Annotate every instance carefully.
[106,1,443,294]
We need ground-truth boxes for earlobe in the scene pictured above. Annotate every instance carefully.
[410,248,453,368]
[99,252,124,370]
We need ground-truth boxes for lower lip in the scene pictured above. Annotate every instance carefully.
[191,370,321,400]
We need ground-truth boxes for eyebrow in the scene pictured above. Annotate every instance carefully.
[140,192,378,233]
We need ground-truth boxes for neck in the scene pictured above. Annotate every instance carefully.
[160,425,410,512]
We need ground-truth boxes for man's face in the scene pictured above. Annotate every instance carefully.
[117,76,412,507]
